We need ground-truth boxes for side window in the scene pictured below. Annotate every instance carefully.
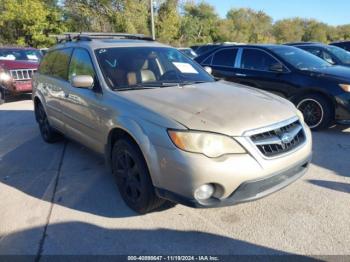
[69,48,96,80]
[322,51,335,64]
[38,51,58,75]
[304,47,323,58]
[51,48,73,80]
[212,49,237,67]
[202,55,213,65]
[241,49,280,71]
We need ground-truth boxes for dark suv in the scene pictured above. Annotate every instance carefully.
[288,43,350,67]
[195,44,350,129]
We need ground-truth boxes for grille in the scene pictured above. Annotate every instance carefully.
[250,120,305,157]
[10,69,37,81]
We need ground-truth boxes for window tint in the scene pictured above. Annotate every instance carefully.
[241,49,279,71]
[322,51,335,64]
[39,51,57,75]
[69,48,95,80]
[212,49,237,67]
[51,48,72,80]
[303,47,323,58]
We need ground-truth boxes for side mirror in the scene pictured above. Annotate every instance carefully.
[204,66,212,75]
[71,75,94,89]
[269,63,284,73]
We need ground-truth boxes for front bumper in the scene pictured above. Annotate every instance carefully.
[335,93,350,123]
[1,80,32,94]
[155,156,310,208]
[148,121,312,208]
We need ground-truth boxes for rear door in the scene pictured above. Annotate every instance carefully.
[235,48,293,97]
[37,48,73,132]
[208,48,240,82]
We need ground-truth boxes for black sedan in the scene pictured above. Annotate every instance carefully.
[195,44,350,129]
[287,42,350,67]
[330,41,350,52]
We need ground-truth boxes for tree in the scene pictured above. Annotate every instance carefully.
[273,18,305,43]
[0,0,66,47]
[155,0,180,44]
[302,20,329,42]
[219,8,274,43]
[179,2,219,45]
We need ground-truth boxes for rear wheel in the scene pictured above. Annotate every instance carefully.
[112,138,165,214]
[36,103,62,143]
[296,94,333,130]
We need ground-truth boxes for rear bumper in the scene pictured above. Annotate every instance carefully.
[155,155,311,208]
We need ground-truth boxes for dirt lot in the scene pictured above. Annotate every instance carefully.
[0,98,349,257]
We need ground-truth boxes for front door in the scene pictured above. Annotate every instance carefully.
[60,48,105,153]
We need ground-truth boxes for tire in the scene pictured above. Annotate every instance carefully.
[35,103,62,143]
[295,94,333,130]
[112,138,165,214]
[0,89,5,105]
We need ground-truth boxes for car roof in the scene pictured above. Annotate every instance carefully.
[52,38,170,52]
[0,46,38,50]
[331,41,350,44]
[286,42,329,48]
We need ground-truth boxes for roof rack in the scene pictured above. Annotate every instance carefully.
[55,32,155,44]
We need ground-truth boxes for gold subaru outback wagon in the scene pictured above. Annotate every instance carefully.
[32,33,312,214]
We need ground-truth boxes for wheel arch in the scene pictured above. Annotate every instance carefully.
[290,89,336,114]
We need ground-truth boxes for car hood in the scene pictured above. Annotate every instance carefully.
[119,81,297,136]
[305,65,350,82]
[0,59,39,70]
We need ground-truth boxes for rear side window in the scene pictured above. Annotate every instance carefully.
[50,48,73,80]
[69,48,95,80]
[39,51,57,75]
[241,49,279,71]
[303,47,323,58]
[212,49,237,67]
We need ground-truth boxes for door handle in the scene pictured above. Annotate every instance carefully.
[235,73,247,77]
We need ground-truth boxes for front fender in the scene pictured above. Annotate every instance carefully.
[105,116,178,187]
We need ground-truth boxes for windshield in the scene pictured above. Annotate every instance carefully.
[0,49,42,62]
[95,47,214,90]
[326,45,350,65]
[269,46,331,70]
[179,49,198,59]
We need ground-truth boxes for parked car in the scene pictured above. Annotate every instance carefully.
[287,42,350,67]
[330,41,350,52]
[0,46,41,104]
[195,44,350,129]
[192,43,245,56]
[33,33,311,214]
[178,47,198,59]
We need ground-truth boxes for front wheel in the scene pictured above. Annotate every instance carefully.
[112,138,165,214]
[0,89,5,105]
[35,103,62,143]
[296,94,333,130]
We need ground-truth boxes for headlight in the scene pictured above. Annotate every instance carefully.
[0,71,11,82]
[168,130,245,158]
[339,84,350,92]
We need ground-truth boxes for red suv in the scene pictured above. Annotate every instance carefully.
[0,47,42,104]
